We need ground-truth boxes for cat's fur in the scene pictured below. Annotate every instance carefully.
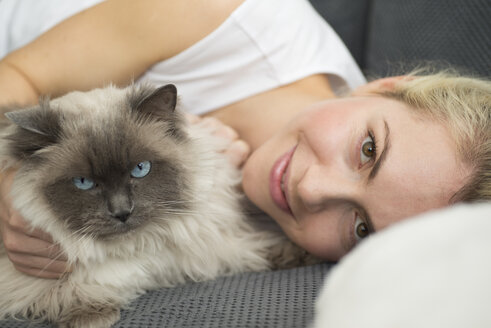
[0,84,315,328]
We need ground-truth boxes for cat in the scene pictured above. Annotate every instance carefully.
[0,84,316,328]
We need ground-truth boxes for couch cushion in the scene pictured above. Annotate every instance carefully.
[0,263,333,328]
[365,0,491,77]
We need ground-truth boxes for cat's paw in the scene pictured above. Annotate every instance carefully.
[57,307,120,328]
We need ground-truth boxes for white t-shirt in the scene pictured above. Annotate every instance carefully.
[0,0,366,115]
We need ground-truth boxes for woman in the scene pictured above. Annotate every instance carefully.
[0,0,489,278]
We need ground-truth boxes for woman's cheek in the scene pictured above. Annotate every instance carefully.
[293,215,348,261]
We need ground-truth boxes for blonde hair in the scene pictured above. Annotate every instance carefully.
[374,71,491,203]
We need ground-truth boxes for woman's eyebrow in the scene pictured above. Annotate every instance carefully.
[351,200,376,233]
[365,211,376,233]
[368,120,391,183]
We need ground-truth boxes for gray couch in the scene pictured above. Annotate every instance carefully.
[312,0,490,78]
[2,0,489,327]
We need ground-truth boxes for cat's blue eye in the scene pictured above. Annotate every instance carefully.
[73,177,95,190]
[131,161,151,178]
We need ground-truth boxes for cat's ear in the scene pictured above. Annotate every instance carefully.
[133,84,177,119]
[132,84,186,139]
[4,99,61,159]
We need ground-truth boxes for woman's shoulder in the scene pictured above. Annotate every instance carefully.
[230,0,365,88]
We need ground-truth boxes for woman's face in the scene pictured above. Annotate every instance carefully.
[242,96,469,260]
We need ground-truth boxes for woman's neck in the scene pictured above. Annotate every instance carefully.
[206,74,337,151]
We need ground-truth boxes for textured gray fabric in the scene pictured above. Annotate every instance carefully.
[0,263,333,328]
[365,0,491,77]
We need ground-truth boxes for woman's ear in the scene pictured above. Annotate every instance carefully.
[352,76,413,96]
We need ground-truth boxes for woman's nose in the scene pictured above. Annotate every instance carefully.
[296,164,358,212]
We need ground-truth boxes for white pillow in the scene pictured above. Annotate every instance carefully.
[312,203,491,328]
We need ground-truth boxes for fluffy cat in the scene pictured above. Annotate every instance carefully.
[0,84,315,328]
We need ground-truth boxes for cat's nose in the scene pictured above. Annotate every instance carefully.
[107,192,134,222]
[112,209,132,222]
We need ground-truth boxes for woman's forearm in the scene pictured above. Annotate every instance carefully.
[0,0,243,110]
[0,0,155,104]
[0,59,39,108]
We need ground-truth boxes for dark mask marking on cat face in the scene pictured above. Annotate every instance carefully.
[44,151,190,240]
[4,98,61,160]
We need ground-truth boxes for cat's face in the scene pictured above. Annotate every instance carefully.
[42,122,189,240]
[5,84,193,240]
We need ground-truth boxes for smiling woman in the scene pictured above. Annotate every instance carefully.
[242,73,490,260]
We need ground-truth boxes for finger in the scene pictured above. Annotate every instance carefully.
[0,169,16,217]
[3,229,67,260]
[5,210,55,243]
[4,209,30,232]
[214,125,238,141]
[183,112,201,124]
[13,264,67,280]
[225,140,251,167]
[201,117,234,136]
[24,227,55,243]
[199,116,221,128]
[199,117,241,143]
[203,118,238,139]
[0,168,15,195]
[8,252,71,275]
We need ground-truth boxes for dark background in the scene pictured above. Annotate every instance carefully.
[310,0,491,78]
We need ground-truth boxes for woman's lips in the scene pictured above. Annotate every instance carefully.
[269,145,296,215]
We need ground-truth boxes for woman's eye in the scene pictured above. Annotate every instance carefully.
[73,177,95,190]
[131,161,151,178]
[360,135,376,166]
[354,216,370,242]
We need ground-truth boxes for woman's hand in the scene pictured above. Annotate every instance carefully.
[185,113,251,168]
[0,169,69,279]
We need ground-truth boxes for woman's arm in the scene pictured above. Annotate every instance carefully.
[0,0,244,107]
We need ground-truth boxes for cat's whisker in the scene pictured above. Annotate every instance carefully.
[149,208,227,216]
[150,204,246,216]
[36,234,85,277]
[44,224,96,264]
[34,232,88,278]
